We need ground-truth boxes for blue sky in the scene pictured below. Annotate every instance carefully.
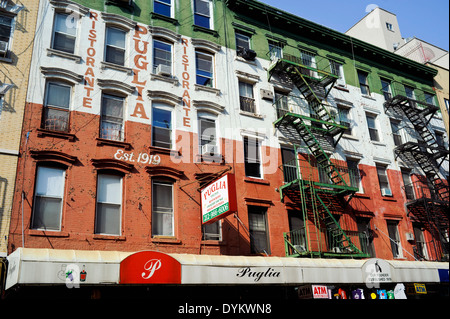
[259,0,449,51]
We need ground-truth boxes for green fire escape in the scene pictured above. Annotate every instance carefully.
[268,53,369,258]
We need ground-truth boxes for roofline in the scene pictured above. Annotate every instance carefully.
[346,7,398,34]
[226,0,438,77]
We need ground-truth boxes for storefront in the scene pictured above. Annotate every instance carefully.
[4,248,449,299]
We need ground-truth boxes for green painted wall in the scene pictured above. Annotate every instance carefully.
[67,0,437,95]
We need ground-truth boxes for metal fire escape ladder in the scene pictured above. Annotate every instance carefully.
[271,54,366,258]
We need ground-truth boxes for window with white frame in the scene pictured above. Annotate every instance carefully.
[193,0,212,29]
[95,173,123,236]
[52,13,77,54]
[202,221,222,241]
[337,106,352,135]
[43,82,71,132]
[152,106,173,149]
[239,80,256,113]
[0,15,13,58]
[390,120,403,146]
[347,158,363,192]
[386,23,393,31]
[376,164,391,196]
[153,39,172,75]
[268,41,283,60]
[105,26,126,66]
[330,60,345,86]
[404,85,415,99]
[152,180,174,237]
[366,113,380,142]
[196,50,214,87]
[244,136,262,179]
[387,220,403,258]
[199,117,217,155]
[100,93,125,141]
[380,79,392,101]
[31,166,66,231]
[358,70,370,95]
[235,31,251,51]
[153,0,172,18]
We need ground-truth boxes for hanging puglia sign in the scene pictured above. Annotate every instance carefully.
[201,173,237,225]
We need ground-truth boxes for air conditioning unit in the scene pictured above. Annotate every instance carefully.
[237,48,257,61]
[405,233,415,242]
[105,0,133,6]
[156,64,172,77]
[381,188,393,197]
[201,144,217,156]
[0,41,9,56]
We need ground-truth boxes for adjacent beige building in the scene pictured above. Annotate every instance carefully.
[0,0,40,256]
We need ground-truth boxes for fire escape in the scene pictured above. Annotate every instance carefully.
[268,52,369,258]
[384,82,449,261]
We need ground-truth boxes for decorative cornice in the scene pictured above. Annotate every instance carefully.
[30,150,78,165]
[149,26,181,43]
[148,90,182,106]
[49,0,89,16]
[193,100,225,115]
[91,158,134,174]
[101,12,137,30]
[191,38,221,53]
[97,79,135,95]
[40,66,83,84]
[146,166,185,179]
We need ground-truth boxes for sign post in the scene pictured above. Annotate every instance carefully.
[201,173,237,225]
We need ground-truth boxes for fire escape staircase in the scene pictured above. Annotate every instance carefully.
[269,54,367,258]
[384,82,449,203]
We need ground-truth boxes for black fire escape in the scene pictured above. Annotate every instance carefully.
[384,81,449,261]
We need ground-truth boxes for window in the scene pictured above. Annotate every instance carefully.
[330,61,345,86]
[347,159,362,192]
[435,131,445,148]
[327,214,341,252]
[445,99,449,113]
[100,93,124,141]
[386,23,393,31]
[381,79,392,101]
[248,206,270,254]
[268,41,283,60]
[152,180,174,237]
[154,0,172,17]
[153,39,172,75]
[194,0,212,29]
[288,210,307,253]
[199,117,217,154]
[376,164,391,196]
[424,92,435,106]
[404,85,415,99]
[401,169,415,200]
[31,166,65,231]
[152,107,172,149]
[338,106,352,135]
[300,50,317,77]
[105,27,126,66]
[244,137,262,179]
[275,91,288,118]
[387,220,402,258]
[366,114,380,142]
[357,70,370,95]
[43,82,71,132]
[235,32,251,51]
[281,148,297,183]
[0,15,13,58]
[239,81,255,113]
[95,174,122,236]
[52,13,76,54]
[196,51,214,87]
[202,221,222,241]
[356,218,375,258]
[413,224,428,260]
[390,120,403,146]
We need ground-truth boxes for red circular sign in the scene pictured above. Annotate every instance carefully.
[120,251,181,284]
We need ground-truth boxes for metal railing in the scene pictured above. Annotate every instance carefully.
[240,96,256,113]
[387,81,437,107]
[43,116,69,133]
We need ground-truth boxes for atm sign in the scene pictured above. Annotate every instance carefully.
[312,285,329,299]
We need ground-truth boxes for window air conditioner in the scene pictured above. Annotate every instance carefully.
[201,144,217,156]
[156,64,172,77]
[237,48,257,61]
[0,41,8,55]
[381,188,393,197]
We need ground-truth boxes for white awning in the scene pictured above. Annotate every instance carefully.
[5,248,449,289]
